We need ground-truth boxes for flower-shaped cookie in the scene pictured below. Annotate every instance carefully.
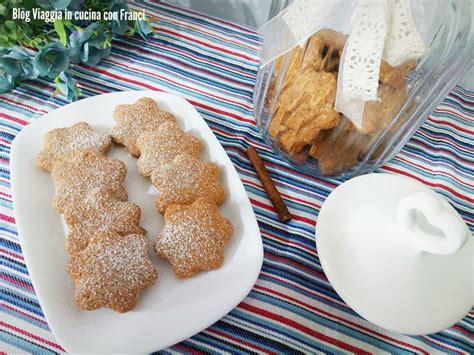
[136,121,201,178]
[63,191,146,255]
[155,197,233,278]
[51,153,128,213]
[67,232,158,313]
[110,97,176,157]
[36,122,112,171]
[151,154,226,214]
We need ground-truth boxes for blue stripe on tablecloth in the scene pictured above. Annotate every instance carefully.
[0,330,55,354]
[2,290,43,316]
[110,43,257,89]
[1,307,49,331]
[1,2,473,354]
[3,257,29,275]
[211,321,311,353]
[224,310,335,353]
[1,225,18,236]
[136,1,261,42]
[3,275,34,293]
[250,291,417,355]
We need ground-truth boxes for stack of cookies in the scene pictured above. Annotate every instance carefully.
[266,29,414,175]
[111,97,233,279]
[36,122,157,313]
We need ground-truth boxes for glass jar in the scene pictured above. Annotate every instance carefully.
[254,0,473,178]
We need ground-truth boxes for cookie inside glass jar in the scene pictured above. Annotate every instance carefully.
[266,29,415,175]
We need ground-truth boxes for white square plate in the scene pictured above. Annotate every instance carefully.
[10,91,263,353]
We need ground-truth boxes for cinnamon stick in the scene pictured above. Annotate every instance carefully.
[246,146,292,222]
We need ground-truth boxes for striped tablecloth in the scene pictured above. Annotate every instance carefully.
[1,2,473,354]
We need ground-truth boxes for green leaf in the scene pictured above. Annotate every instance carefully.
[0,5,7,16]
[0,35,9,47]
[7,31,17,41]
[73,82,80,97]
[126,25,136,37]
[100,33,112,48]
[4,21,15,30]
[54,19,67,45]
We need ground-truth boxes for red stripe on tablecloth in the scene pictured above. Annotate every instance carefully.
[158,28,257,62]
[435,106,474,122]
[419,335,464,355]
[254,285,430,354]
[265,161,340,189]
[399,150,474,182]
[0,214,15,224]
[452,325,473,337]
[78,81,110,94]
[408,138,473,166]
[188,99,255,124]
[261,231,316,254]
[116,41,256,83]
[0,321,64,351]
[1,275,34,291]
[395,156,474,187]
[157,2,259,35]
[3,304,48,325]
[160,16,259,52]
[172,342,201,353]
[0,249,24,261]
[0,97,49,115]
[241,178,322,209]
[418,130,474,154]
[0,191,12,199]
[428,116,474,133]
[264,251,326,279]
[249,198,316,226]
[383,166,474,203]
[80,66,160,90]
[0,113,29,126]
[207,328,273,353]
[103,57,253,110]
[81,65,256,124]
[260,272,351,309]
[239,302,371,354]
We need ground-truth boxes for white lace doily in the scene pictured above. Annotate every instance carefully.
[336,0,425,129]
[335,0,388,128]
[258,0,340,67]
[383,0,427,66]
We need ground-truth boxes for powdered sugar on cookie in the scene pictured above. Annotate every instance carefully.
[110,97,176,157]
[136,121,201,178]
[36,122,112,171]
[64,191,146,255]
[51,153,128,213]
[151,154,226,214]
[155,197,233,279]
[68,232,157,313]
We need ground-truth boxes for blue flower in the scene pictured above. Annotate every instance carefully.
[0,48,19,76]
[135,19,152,39]
[0,47,39,80]
[35,43,69,78]
[108,0,130,35]
[69,23,111,66]
[37,0,72,10]
[54,71,79,101]
[0,68,14,93]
